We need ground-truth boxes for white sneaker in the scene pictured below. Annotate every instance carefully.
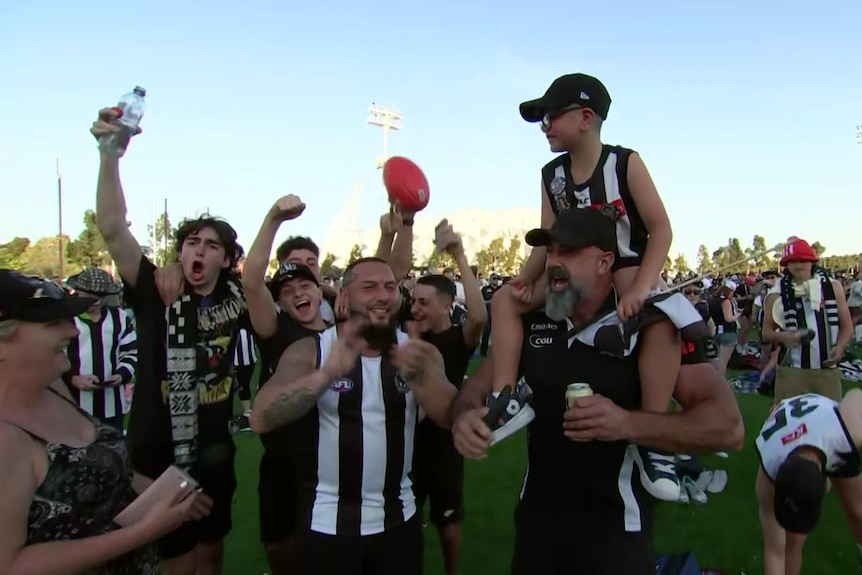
[706,470,728,494]
[683,476,708,505]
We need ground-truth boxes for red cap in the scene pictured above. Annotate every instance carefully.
[780,237,818,266]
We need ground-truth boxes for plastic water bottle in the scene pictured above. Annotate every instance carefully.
[99,86,146,157]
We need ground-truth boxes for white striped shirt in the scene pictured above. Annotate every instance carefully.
[65,307,137,419]
[234,328,257,367]
[296,326,417,536]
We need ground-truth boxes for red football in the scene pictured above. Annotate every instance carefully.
[383,156,430,212]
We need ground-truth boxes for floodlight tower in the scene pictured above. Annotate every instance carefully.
[367,103,403,210]
[856,124,862,145]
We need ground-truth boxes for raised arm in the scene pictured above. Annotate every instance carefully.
[436,221,487,348]
[91,109,144,287]
[374,205,414,281]
[242,196,306,339]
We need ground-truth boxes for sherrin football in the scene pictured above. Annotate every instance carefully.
[382,156,430,212]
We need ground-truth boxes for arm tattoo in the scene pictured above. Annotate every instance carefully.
[260,387,320,430]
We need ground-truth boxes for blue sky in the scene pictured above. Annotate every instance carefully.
[1,0,860,265]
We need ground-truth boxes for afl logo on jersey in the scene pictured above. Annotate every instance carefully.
[331,379,354,393]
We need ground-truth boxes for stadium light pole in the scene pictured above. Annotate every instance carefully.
[856,124,862,145]
[367,103,403,211]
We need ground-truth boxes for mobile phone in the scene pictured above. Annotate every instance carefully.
[113,466,199,527]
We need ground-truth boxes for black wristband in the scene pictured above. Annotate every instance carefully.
[402,217,414,226]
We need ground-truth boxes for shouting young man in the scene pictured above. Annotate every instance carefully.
[92,107,246,575]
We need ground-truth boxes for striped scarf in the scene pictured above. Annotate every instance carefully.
[779,268,839,341]
[166,276,245,472]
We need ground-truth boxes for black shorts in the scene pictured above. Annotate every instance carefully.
[510,501,654,575]
[413,421,464,527]
[611,255,643,273]
[258,447,297,544]
[293,513,423,575]
[131,441,237,560]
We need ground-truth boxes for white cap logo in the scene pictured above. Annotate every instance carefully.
[580,91,590,100]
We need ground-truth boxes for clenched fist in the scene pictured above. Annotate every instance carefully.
[434,219,463,257]
[379,203,404,237]
[90,107,142,143]
[268,195,306,223]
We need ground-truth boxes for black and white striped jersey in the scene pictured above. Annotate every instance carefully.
[65,307,137,419]
[541,145,648,266]
[234,327,257,367]
[292,326,418,536]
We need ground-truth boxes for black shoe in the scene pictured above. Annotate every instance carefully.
[228,413,252,435]
[483,379,536,446]
[632,445,681,501]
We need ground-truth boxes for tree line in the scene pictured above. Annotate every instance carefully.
[319,235,528,279]
[664,235,858,276]
[0,210,176,279]
[1,213,858,280]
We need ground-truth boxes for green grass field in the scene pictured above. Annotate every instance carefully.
[220,364,862,575]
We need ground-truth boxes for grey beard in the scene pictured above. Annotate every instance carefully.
[545,283,580,322]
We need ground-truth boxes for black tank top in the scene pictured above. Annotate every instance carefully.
[708,295,737,334]
[541,145,649,263]
[517,304,654,527]
[16,389,158,574]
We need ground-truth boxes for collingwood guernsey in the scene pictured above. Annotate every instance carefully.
[755,393,860,480]
[292,326,417,536]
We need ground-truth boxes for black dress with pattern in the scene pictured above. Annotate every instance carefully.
[24,392,159,574]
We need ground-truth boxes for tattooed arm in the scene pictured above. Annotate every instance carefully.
[250,337,330,434]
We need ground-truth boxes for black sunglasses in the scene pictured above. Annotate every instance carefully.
[683,289,700,295]
[16,274,67,300]
[541,105,585,131]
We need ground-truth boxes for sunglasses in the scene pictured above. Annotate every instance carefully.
[683,289,700,296]
[541,105,585,132]
[18,274,67,300]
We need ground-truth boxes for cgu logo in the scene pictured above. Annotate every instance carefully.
[331,379,354,393]
[529,335,554,348]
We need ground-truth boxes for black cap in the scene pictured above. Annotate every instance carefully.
[525,208,617,253]
[520,73,612,122]
[0,269,96,323]
[269,263,319,298]
[773,453,826,534]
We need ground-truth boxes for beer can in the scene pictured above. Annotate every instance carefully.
[566,383,593,409]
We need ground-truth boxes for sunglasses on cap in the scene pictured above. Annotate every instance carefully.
[541,105,585,132]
